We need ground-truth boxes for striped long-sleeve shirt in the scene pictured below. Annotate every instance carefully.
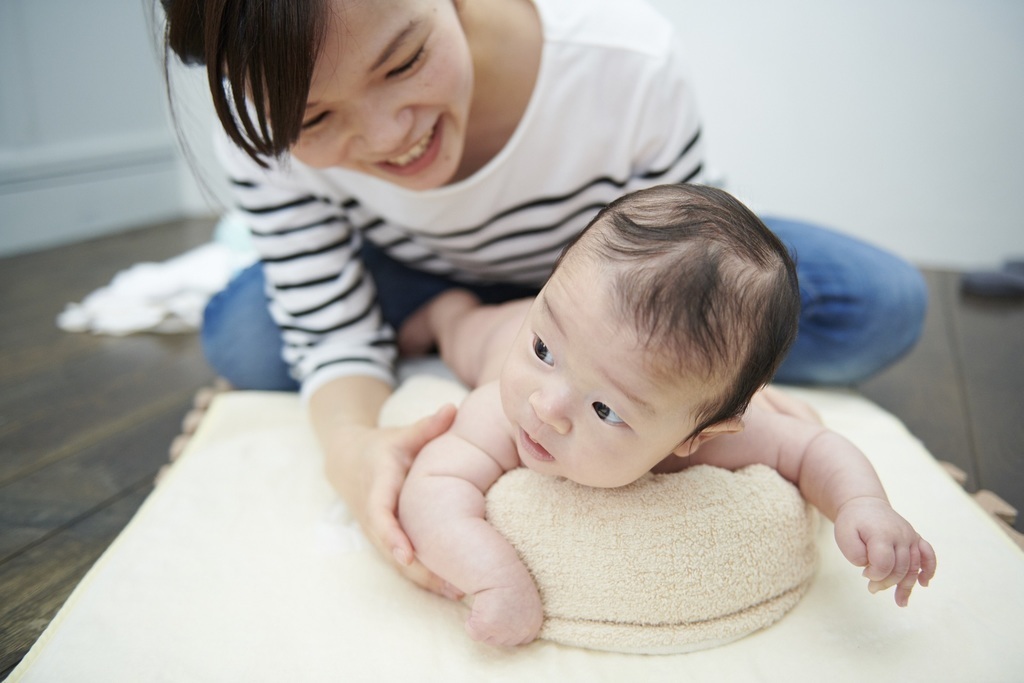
[214,0,706,398]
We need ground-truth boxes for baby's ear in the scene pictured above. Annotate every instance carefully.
[672,417,744,457]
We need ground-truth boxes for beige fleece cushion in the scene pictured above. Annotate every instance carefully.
[381,374,819,654]
[486,464,818,654]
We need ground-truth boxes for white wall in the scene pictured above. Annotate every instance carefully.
[166,65,233,217]
[173,0,1023,268]
[0,0,184,256]
[15,1,1017,268]
[650,0,1024,269]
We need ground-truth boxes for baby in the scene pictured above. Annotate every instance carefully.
[397,184,936,647]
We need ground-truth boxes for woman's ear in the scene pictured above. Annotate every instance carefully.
[672,416,744,458]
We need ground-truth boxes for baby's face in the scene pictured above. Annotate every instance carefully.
[498,255,713,487]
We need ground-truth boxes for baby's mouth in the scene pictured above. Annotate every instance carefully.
[519,428,555,463]
[386,127,435,167]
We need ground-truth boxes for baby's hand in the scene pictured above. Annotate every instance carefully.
[833,497,937,606]
[465,579,544,647]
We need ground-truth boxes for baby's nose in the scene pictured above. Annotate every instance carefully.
[529,390,571,435]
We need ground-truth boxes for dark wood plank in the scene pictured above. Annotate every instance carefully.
[0,335,213,484]
[949,276,1024,530]
[858,270,978,486]
[0,394,193,560]
[0,217,216,367]
[0,217,217,483]
[0,487,152,679]
[0,217,215,308]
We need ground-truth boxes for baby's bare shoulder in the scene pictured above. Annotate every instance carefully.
[452,382,518,466]
[458,381,504,420]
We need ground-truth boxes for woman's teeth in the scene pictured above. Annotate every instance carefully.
[387,128,433,167]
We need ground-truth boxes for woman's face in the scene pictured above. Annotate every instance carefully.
[290,0,474,190]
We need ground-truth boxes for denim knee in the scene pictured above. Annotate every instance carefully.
[201,263,299,391]
[766,217,928,385]
[875,263,928,364]
[782,263,926,385]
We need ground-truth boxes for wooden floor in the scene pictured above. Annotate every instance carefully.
[1,219,1022,677]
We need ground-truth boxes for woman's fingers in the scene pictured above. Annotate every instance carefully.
[402,403,458,452]
[362,403,460,597]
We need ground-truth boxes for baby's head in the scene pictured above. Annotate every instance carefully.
[499,184,799,487]
[570,183,800,439]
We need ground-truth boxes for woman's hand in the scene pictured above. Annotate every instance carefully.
[310,376,462,599]
[355,405,461,597]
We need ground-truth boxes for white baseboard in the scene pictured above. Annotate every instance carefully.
[0,133,185,257]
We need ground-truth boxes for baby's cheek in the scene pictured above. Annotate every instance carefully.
[497,381,518,425]
[570,456,638,489]
[498,361,534,420]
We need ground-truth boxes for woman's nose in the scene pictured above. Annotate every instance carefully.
[529,388,571,435]
[348,98,414,158]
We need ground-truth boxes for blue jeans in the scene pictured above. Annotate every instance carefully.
[201,218,927,390]
[201,244,539,391]
[765,217,927,384]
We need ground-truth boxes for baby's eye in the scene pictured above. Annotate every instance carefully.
[533,336,554,365]
[593,402,625,425]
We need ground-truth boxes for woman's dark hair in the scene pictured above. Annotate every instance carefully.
[160,0,328,166]
[555,184,801,439]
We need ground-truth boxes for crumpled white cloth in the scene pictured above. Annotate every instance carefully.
[57,223,257,336]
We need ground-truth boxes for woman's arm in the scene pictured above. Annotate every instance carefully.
[213,132,451,589]
[309,375,457,597]
[213,127,398,392]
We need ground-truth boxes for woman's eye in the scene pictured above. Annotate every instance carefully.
[301,111,328,131]
[533,336,554,365]
[387,47,424,78]
[593,402,625,425]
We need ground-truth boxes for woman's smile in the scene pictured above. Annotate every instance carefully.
[385,123,436,166]
[378,119,443,176]
[288,0,476,191]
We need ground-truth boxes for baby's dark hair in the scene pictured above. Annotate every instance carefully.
[160,0,329,166]
[556,184,800,439]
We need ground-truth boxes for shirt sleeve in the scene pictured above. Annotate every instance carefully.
[213,129,398,399]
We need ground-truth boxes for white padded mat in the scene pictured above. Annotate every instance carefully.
[10,376,1024,682]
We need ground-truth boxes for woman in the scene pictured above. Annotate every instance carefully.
[161,0,926,595]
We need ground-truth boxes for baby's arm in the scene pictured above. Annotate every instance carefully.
[398,383,543,646]
[691,402,936,606]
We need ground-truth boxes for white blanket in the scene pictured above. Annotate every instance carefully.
[11,375,1024,682]
[56,213,256,336]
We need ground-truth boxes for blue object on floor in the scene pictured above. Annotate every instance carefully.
[961,260,1024,298]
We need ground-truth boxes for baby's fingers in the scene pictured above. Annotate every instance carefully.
[861,538,898,583]
[863,541,906,597]
[918,538,937,587]
[893,545,922,607]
